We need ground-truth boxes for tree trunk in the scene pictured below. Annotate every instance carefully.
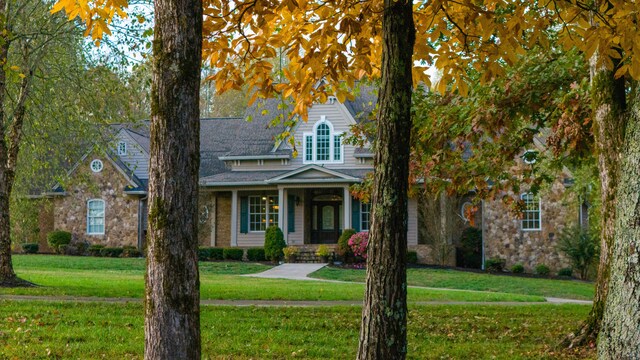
[144,0,202,358]
[563,63,626,348]
[356,1,415,359]
[598,82,640,357]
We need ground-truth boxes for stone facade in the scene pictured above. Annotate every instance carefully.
[483,179,575,272]
[53,153,140,247]
[197,191,232,247]
[214,192,231,247]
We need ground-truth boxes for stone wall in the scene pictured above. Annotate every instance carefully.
[53,154,140,247]
[483,179,575,272]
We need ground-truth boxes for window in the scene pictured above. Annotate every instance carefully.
[117,141,127,155]
[303,116,344,164]
[87,199,105,234]
[248,195,279,231]
[521,193,541,230]
[361,202,371,231]
[90,159,103,173]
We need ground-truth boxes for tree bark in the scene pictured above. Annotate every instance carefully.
[563,63,626,348]
[144,0,202,358]
[356,1,415,359]
[598,82,640,357]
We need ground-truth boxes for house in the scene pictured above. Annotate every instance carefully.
[34,88,580,272]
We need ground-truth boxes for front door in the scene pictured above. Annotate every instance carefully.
[311,202,341,244]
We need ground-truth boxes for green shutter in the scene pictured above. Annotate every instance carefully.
[240,197,248,234]
[287,195,296,232]
[352,198,360,232]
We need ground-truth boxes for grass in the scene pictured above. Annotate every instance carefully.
[311,266,595,300]
[2,255,544,303]
[0,300,593,359]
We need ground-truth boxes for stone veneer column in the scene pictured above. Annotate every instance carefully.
[230,190,238,246]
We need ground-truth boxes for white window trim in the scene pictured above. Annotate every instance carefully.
[302,116,345,165]
[90,159,103,173]
[117,141,127,156]
[520,193,542,231]
[248,195,279,233]
[361,202,371,231]
[87,199,106,235]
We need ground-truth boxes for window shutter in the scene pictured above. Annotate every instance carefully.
[287,195,295,232]
[352,198,360,232]
[240,197,248,234]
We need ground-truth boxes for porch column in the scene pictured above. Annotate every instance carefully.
[343,186,351,230]
[230,190,238,246]
[210,195,217,246]
[278,187,287,243]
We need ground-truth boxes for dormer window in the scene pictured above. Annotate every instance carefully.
[303,116,344,164]
[117,141,127,156]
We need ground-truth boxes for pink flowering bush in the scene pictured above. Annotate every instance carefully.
[348,231,369,260]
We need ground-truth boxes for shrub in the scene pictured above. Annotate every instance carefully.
[198,247,213,261]
[407,251,418,264]
[264,226,286,262]
[210,247,224,260]
[100,247,124,258]
[535,264,550,276]
[283,246,299,262]
[484,257,505,273]
[88,244,105,257]
[337,229,357,260]
[558,267,573,277]
[47,230,71,253]
[122,246,141,258]
[247,248,266,262]
[316,245,330,257]
[223,248,244,261]
[457,227,483,268]
[511,263,525,274]
[61,241,89,256]
[21,243,39,254]
[348,232,369,259]
[557,225,599,280]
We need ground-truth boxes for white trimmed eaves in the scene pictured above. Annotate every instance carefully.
[219,154,291,161]
[267,164,359,182]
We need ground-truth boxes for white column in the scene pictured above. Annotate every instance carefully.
[343,186,351,230]
[231,190,238,247]
[278,187,286,243]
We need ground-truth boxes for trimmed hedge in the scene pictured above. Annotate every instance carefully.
[21,243,39,254]
[122,246,141,258]
[198,247,224,261]
[511,263,525,274]
[88,244,105,257]
[100,247,124,258]
[535,264,550,276]
[264,226,286,262]
[558,267,573,277]
[484,257,506,273]
[247,248,266,262]
[47,230,71,253]
[407,251,418,264]
[223,248,244,261]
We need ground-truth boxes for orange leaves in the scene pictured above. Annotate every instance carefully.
[51,0,127,41]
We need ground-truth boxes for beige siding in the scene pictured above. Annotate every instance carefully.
[236,191,278,247]
[116,131,149,179]
[286,189,305,245]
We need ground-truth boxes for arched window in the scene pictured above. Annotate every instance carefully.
[87,199,105,235]
[303,116,344,164]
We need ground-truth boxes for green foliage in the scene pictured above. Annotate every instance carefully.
[122,246,141,258]
[264,226,286,262]
[198,247,224,261]
[46,231,71,253]
[100,247,124,258]
[484,257,505,273]
[407,251,418,265]
[21,243,39,254]
[535,264,550,276]
[223,248,244,261]
[511,263,524,274]
[558,268,573,277]
[283,246,299,262]
[457,227,482,268]
[246,248,266,262]
[557,225,599,280]
[315,245,330,257]
[88,245,105,257]
[337,229,357,260]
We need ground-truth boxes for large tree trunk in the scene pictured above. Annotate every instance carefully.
[563,64,626,348]
[356,1,415,359]
[597,82,640,357]
[144,0,202,358]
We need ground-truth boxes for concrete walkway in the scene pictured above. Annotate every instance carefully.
[242,263,328,281]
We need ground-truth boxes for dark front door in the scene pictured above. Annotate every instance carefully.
[311,202,341,244]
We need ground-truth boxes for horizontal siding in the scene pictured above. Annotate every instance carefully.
[116,132,149,179]
[407,198,418,246]
[236,190,277,247]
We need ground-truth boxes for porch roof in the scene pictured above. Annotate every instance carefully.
[199,166,371,187]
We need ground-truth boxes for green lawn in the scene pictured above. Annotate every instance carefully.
[311,266,595,300]
[1,255,544,302]
[0,301,594,359]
